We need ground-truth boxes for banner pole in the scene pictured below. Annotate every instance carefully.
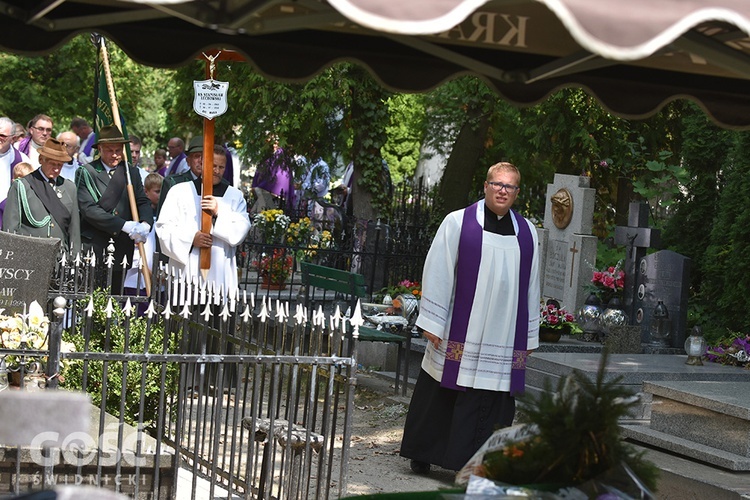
[99,37,152,296]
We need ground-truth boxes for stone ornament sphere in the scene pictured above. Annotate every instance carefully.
[551,188,573,229]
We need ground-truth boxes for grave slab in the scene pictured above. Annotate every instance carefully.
[621,380,750,468]
[525,353,749,422]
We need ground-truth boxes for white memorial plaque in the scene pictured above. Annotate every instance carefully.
[193,79,229,119]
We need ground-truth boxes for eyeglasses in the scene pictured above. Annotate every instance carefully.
[33,126,53,134]
[0,134,8,141]
[486,181,520,193]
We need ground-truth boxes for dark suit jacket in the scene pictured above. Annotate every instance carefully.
[76,159,153,267]
[2,173,81,254]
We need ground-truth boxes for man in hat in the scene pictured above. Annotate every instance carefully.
[75,125,153,290]
[3,138,81,254]
[157,135,203,216]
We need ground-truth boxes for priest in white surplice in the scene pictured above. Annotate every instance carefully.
[400,162,540,474]
[156,144,251,300]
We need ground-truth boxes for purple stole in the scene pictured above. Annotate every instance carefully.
[18,137,32,156]
[81,132,96,157]
[3,147,22,185]
[167,152,186,175]
[440,203,534,396]
[0,148,23,227]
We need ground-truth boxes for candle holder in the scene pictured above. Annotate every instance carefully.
[684,326,707,366]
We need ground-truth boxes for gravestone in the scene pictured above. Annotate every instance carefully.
[0,231,60,315]
[614,202,661,324]
[540,174,597,313]
[633,250,691,347]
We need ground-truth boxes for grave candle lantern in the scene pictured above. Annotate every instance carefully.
[649,300,671,347]
[684,325,707,366]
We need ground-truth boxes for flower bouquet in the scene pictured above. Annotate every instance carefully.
[587,261,625,306]
[255,248,293,288]
[705,331,750,367]
[253,208,291,245]
[286,217,314,247]
[377,279,422,303]
[0,300,51,390]
[539,301,580,342]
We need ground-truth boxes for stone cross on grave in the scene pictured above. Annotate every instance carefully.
[614,202,661,324]
[537,174,597,314]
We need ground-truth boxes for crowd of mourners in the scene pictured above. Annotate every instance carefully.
[0,114,259,302]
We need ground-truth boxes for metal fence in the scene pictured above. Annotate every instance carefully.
[1,265,359,499]
[252,175,436,299]
[1,177,435,498]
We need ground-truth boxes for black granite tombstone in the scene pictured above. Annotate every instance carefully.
[0,231,60,315]
[614,202,661,325]
[632,250,691,348]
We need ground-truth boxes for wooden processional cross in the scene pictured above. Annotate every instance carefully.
[194,51,230,279]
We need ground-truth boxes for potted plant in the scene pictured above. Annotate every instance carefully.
[468,351,659,497]
[286,217,314,262]
[255,248,294,289]
[539,300,579,342]
[252,208,291,245]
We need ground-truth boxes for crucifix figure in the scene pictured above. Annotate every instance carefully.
[203,50,221,81]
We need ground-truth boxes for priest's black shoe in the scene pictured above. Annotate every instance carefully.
[410,460,431,475]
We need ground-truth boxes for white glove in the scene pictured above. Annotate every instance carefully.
[131,232,147,244]
[136,222,151,235]
[122,220,138,235]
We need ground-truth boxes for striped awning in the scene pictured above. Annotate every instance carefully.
[4,0,750,128]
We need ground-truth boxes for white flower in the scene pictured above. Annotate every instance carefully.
[27,301,48,328]
[1,330,22,349]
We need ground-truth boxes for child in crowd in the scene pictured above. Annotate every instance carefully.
[153,149,167,176]
[12,161,34,179]
[124,172,163,313]
[144,173,163,216]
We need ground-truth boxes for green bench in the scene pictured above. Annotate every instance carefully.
[300,262,411,395]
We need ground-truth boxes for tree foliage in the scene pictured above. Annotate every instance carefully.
[382,94,425,184]
[169,60,397,218]
[0,35,173,155]
[699,131,750,335]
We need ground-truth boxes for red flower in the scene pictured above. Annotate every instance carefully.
[254,249,293,284]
